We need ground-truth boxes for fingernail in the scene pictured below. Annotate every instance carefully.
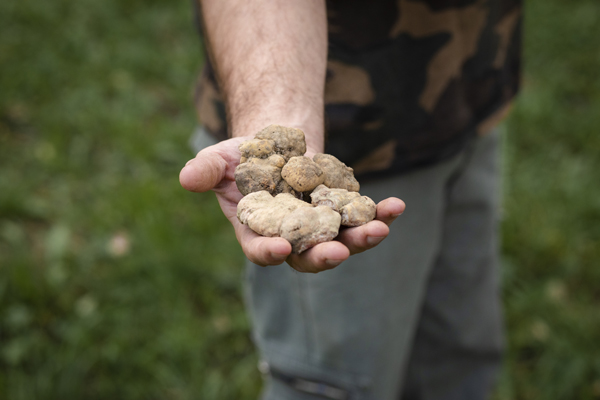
[326,259,344,267]
[367,236,385,246]
[269,252,287,263]
[185,159,194,166]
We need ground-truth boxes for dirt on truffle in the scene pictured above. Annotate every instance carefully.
[313,153,360,192]
[280,206,341,254]
[255,125,306,161]
[237,191,311,237]
[239,139,275,163]
[281,156,324,192]
[310,184,361,212]
[340,196,377,227]
[234,155,286,196]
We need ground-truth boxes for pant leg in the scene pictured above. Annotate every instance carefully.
[400,131,504,400]
[244,148,473,400]
[188,124,503,399]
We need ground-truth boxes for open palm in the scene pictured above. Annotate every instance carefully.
[180,137,405,273]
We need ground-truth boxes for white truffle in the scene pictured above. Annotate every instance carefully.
[280,206,341,254]
[237,192,311,237]
[340,196,377,227]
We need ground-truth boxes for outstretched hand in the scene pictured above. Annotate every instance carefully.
[179,138,405,273]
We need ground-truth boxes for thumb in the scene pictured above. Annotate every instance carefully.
[180,148,229,193]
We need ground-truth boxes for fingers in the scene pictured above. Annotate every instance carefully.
[234,196,406,270]
[334,197,404,255]
[234,222,292,266]
[375,197,406,226]
[179,148,229,193]
[287,241,350,273]
[244,236,293,266]
[233,216,350,271]
[336,220,390,255]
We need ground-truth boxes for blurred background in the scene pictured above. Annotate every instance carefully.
[0,0,598,399]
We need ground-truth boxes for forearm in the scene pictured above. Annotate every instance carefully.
[200,0,327,153]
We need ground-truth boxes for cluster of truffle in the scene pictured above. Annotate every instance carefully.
[235,125,376,254]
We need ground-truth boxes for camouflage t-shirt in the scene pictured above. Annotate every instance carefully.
[194,0,521,178]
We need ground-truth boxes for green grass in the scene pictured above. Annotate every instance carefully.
[0,0,260,398]
[0,0,599,399]
[497,0,600,398]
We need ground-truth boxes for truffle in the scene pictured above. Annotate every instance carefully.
[281,156,325,192]
[234,154,286,196]
[280,206,342,254]
[238,139,276,163]
[340,196,377,227]
[313,153,360,192]
[234,125,382,256]
[310,184,361,212]
[275,179,298,196]
[255,125,307,161]
[237,191,311,237]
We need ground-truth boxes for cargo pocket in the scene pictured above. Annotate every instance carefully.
[259,357,370,400]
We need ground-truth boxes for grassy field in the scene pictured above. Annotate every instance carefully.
[1,0,599,399]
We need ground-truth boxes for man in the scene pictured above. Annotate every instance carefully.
[180,0,521,398]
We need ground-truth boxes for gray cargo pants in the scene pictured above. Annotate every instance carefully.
[242,131,504,400]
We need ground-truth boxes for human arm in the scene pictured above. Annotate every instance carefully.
[179,0,405,272]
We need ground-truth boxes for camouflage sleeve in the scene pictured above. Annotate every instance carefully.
[194,0,522,178]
